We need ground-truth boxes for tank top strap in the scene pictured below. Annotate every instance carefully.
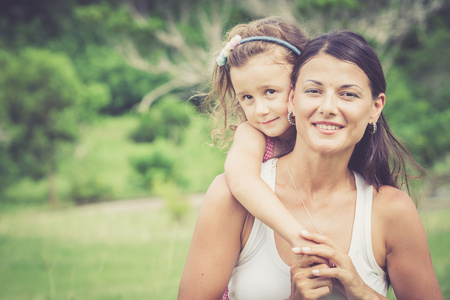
[348,172,388,295]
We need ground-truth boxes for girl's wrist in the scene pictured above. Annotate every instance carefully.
[288,229,309,248]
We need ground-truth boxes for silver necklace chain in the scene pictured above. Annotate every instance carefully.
[286,159,349,235]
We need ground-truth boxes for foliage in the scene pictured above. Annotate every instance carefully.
[0,0,448,206]
[73,46,163,114]
[131,138,186,189]
[130,96,195,144]
[0,48,79,180]
[152,178,191,222]
[385,67,447,166]
[0,47,110,202]
[388,10,450,166]
[69,172,113,205]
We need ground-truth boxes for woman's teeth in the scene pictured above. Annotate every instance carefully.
[316,124,341,130]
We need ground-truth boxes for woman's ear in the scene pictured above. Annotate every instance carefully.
[288,88,295,112]
[370,93,386,123]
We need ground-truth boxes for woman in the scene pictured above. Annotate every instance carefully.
[178,31,443,299]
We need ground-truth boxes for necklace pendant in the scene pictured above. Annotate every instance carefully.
[287,159,350,239]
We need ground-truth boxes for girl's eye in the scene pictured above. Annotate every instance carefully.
[242,95,253,101]
[266,89,276,96]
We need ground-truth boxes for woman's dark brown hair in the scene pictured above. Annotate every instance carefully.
[291,31,423,193]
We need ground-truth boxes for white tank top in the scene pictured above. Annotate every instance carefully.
[227,159,388,299]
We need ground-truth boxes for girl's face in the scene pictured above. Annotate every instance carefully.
[289,53,385,155]
[230,52,294,139]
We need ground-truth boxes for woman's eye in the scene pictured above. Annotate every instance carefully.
[305,88,320,94]
[342,92,359,98]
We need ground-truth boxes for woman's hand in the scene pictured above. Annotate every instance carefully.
[293,231,384,300]
[288,253,333,300]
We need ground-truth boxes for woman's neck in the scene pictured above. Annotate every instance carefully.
[279,146,353,193]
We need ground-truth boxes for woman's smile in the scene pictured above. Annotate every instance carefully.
[313,121,345,135]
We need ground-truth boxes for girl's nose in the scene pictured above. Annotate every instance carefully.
[255,99,270,116]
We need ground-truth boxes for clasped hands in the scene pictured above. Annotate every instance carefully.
[287,231,366,300]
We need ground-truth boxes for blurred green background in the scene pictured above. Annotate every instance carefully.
[0,0,449,299]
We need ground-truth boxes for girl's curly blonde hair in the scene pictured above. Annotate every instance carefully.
[200,17,310,149]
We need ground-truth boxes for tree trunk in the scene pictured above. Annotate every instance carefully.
[48,159,57,208]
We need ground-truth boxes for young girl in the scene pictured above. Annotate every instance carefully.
[205,17,311,249]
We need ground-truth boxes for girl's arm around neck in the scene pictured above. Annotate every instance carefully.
[178,174,247,300]
[224,122,306,248]
[376,186,443,300]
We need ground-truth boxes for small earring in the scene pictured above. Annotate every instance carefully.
[287,111,296,126]
[369,121,377,134]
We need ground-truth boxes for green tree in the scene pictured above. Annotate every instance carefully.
[0,48,109,205]
[389,7,450,165]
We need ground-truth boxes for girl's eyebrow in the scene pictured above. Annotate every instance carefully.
[236,84,281,97]
[235,90,248,97]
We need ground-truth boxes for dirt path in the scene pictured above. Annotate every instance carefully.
[74,185,450,214]
[74,193,205,215]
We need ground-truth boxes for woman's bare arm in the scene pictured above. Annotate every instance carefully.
[379,186,443,299]
[178,174,247,300]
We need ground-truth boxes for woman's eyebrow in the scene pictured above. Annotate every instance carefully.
[303,79,322,85]
[303,80,363,91]
[341,84,363,92]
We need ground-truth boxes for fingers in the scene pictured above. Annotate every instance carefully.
[290,263,334,299]
[311,267,340,278]
[290,253,329,269]
[292,242,347,269]
[300,231,337,248]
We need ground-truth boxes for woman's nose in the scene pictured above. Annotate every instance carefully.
[319,93,339,116]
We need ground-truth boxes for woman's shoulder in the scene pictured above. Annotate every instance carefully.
[372,185,418,227]
[203,173,249,221]
[373,185,416,215]
[372,185,423,248]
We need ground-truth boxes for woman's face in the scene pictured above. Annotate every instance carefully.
[288,53,385,155]
[230,52,294,139]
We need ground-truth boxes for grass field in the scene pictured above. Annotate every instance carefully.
[0,198,449,299]
[0,201,197,300]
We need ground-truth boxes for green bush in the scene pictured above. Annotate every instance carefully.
[69,172,113,205]
[152,178,190,222]
[130,139,186,189]
[130,95,195,144]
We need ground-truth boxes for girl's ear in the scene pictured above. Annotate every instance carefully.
[370,93,386,123]
[287,87,295,112]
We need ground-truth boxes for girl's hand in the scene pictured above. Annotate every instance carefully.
[293,231,384,300]
[288,253,333,300]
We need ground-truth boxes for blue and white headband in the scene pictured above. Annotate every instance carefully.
[216,35,301,68]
